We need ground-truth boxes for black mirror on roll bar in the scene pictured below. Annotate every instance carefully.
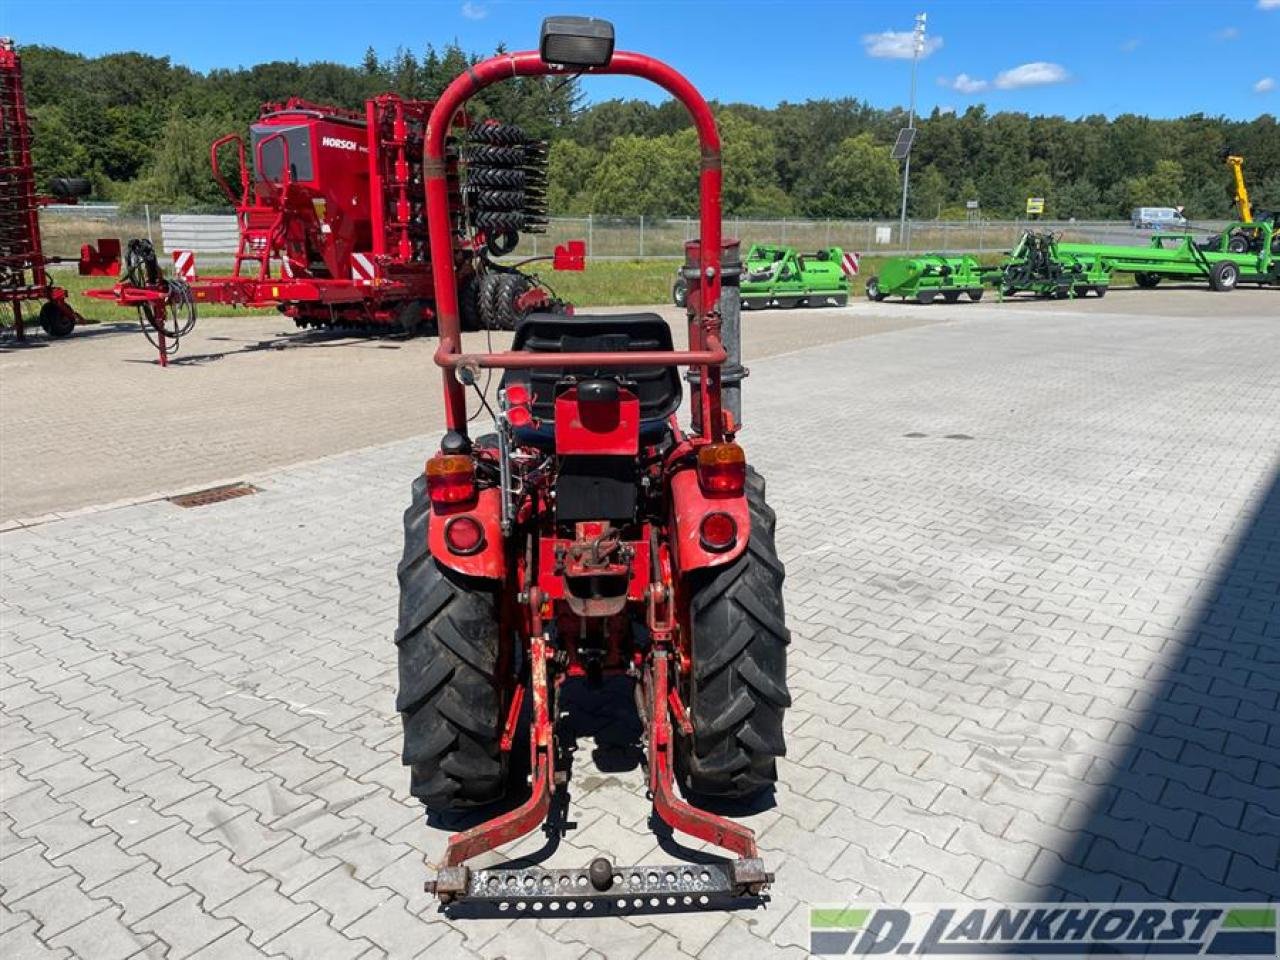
[539,16,615,68]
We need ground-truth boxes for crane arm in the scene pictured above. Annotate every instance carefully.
[1224,154,1253,224]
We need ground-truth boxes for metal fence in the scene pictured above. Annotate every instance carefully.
[39,205,1236,261]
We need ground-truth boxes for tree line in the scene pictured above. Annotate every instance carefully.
[19,42,1280,221]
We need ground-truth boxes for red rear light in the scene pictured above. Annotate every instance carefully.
[425,454,475,505]
[696,442,746,496]
[444,516,485,555]
[504,383,533,428]
[699,512,738,552]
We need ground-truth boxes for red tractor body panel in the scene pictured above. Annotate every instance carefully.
[667,467,750,572]
[553,387,641,456]
[427,487,507,580]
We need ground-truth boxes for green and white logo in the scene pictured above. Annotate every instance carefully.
[809,903,1277,957]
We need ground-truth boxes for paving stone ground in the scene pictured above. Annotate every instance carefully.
[0,302,936,526]
[2,296,1278,958]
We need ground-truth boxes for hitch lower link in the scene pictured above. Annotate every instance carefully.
[424,639,774,908]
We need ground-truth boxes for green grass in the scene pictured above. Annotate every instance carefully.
[532,256,919,306]
[13,253,1143,332]
[531,259,680,306]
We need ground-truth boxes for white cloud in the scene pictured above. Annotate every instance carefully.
[994,62,1070,89]
[862,30,944,60]
[460,1,487,19]
[1120,38,1141,53]
[1215,27,1240,40]
[937,105,957,115]
[948,73,990,94]
[1256,77,1276,93]
[1258,1,1280,10]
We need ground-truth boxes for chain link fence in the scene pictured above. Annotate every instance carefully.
[39,204,1236,261]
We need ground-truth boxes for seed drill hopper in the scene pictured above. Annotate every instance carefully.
[400,16,789,912]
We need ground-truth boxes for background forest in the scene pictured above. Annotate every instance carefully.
[20,43,1280,220]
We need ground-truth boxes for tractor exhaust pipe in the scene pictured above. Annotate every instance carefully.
[686,239,745,431]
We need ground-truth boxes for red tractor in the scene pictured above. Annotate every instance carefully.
[400,17,790,909]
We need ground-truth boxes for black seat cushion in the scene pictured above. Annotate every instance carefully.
[505,313,682,423]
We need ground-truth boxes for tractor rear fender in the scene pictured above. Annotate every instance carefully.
[428,486,507,580]
[668,467,750,575]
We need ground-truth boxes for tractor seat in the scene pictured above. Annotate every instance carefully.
[501,313,683,448]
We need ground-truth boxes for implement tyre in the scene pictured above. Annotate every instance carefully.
[679,467,790,799]
[38,301,76,339]
[396,475,507,811]
[1209,260,1239,293]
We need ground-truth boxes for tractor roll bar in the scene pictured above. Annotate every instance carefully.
[424,50,726,438]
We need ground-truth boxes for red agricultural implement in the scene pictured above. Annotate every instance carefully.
[399,17,787,912]
[1,37,93,341]
[85,91,562,362]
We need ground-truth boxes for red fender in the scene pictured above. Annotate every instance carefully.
[668,468,749,575]
[429,486,506,580]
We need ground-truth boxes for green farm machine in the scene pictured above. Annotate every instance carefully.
[865,220,1278,305]
[673,243,855,309]
[993,232,1109,299]
[1057,219,1279,292]
[864,254,986,303]
[864,231,1108,303]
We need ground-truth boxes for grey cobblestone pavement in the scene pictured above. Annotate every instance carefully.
[2,302,1278,958]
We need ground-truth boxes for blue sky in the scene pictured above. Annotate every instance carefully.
[3,1,1277,119]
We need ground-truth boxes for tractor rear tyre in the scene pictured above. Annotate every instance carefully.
[396,475,508,810]
[1209,260,1240,293]
[39,302,76,339]
[1134,272,1161,289]
[1226,234,1250,255]
[679,467,790,800]
[865,276,886,302]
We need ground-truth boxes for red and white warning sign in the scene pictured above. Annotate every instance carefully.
[171,249,197,281]
[351,252,377,284]
[840,251,861,277]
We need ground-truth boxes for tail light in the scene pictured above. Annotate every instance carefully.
[425,453,475,505]
[444,516,485,555]
[503,382,533,428]
[699,512,738,552]
[696,442,746,496]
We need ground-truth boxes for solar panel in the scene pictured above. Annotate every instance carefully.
[890,128,916,160]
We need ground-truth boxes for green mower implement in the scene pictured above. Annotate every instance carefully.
[1057,219,1279,292]
[864,253,985,304]
[675,243,853,309]
[992,231,1110,299]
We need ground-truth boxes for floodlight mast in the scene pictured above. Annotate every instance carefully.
[897,12,927,248]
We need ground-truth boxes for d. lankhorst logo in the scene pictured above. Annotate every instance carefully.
[809,904,1277,957]
[320,136,361,151]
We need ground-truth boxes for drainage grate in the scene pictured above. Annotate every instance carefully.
[167,482,259,508]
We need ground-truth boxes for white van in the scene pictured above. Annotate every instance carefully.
[1131,207,1188,230]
